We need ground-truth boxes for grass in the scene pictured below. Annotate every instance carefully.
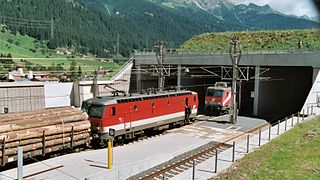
[0,27,122,74]
[14,58,120,74]
[211,117,320,180]
[179,29,320,53]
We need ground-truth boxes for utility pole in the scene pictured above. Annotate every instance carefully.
[50,17,54,39]
[155,41,165,91]
[229,36,242,124]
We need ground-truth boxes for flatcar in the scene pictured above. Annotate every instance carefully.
[82,90,198,145]
[205,82,231,115]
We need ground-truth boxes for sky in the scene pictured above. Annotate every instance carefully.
[230,0,319,17]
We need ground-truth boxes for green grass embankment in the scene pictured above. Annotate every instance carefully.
[211,117,320,180]
[179,29,320,53]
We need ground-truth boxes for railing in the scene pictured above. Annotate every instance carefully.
[134,48,320,56]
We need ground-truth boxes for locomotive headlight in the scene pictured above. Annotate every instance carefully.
[109,128,115,138]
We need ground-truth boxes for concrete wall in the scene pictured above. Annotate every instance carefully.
[302,70,320,115]
[258,67,312,120]
[134,52,320,67]
[44,83,73,108]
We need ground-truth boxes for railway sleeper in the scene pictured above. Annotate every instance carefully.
[184,162,193,167]
[197,156,207,162]
[205,151,216,156]
[162,172,174,178]
[201,153,213,159]
[178,165,189,170]
[172,167,184,173]
[168,169,180,175]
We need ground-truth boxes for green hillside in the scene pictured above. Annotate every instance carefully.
[0,0,148,57]
[0,27,121,75]
[179,29,320,53]
[212,118,320,179]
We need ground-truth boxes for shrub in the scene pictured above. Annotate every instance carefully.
[7,38,14,44]
[29,48,37,53]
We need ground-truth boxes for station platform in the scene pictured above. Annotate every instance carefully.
[198,115,269,132]
[0,116,268,180]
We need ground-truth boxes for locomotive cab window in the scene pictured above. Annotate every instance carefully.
[111,107,116,116]
[207,89,223,97]
[89,105,105,118]
[81,101,90,113]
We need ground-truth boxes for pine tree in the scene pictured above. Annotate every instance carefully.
[69,60,77,81]
[78,65,82,79]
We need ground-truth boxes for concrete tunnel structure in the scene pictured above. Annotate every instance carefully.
[131,51,320,121]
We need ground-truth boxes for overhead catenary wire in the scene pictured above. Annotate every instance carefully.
[0,20,50,27]
[0,15,51,23]
[0,16,51,29]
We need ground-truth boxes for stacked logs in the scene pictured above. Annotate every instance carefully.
[0,107,90,166]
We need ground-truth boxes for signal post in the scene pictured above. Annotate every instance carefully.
[107,128,115,169]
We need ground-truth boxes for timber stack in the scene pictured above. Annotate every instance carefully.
[0,107,90,166]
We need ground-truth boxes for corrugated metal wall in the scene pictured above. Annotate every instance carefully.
[0,85,45,113]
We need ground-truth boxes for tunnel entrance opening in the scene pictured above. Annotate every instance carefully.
[131,65,313,123]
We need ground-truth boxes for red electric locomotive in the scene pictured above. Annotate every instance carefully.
[205,82,232,115]
[82,90,198,145]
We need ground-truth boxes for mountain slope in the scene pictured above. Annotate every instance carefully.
[0,0,318,58]
[0,0,150,57]
[152,0,319,30]
[84,0,233,47]
[86,0,319,48]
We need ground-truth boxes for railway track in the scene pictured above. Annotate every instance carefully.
[129,121,270,180]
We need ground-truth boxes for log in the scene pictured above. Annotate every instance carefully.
[1,139,89,165]
[0,133,90,157]
[0,113,88,133]
[0,121,91,142]
[0,107,77,122]
[0,111,85,125]
[0,106,91,165]
[3,130,90,149]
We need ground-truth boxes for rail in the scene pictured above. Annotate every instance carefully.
[128,109,314,180]
[128,121,270,179]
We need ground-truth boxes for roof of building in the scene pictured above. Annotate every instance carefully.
[31,77,59,82]
[16,64,24,68]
